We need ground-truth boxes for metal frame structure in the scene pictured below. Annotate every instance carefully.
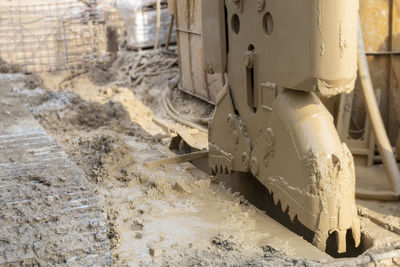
[0,1,120,73]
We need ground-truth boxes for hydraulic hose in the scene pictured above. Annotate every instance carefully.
[162,88,208,133]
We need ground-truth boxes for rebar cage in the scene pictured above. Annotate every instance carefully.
[0,0,121,73]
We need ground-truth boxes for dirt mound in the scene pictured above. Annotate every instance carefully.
[29,89,154,186]
[70,131,134,183]
[73,101,129,129]
[32,90,151,137]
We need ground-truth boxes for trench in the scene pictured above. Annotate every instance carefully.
[191,158,372,259]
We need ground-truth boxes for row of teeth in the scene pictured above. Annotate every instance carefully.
[268,188,361,254]
[212,163,231,175]
[213,167,362,254]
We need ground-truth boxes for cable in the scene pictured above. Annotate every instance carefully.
[164,89,210,126]
[162,88,208,133]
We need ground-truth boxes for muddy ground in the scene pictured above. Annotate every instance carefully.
[0,74,112,266]
[2,49,400,266]
[1,50,318,266]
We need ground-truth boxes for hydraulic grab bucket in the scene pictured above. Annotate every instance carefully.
[202,0,361,253]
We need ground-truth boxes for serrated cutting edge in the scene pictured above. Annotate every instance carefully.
[269,186,361,254]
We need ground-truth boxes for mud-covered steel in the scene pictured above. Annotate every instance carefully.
[270,0,359,96]
[177,0,400,146]
[207,0,360,253]
[201,0,359,97]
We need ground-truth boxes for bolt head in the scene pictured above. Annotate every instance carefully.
[257,0,265,11]
[250,156,259,176]
[205,63,215,74]
[232,0,241,9]
[244,51,255,68]
[242,152,249,169]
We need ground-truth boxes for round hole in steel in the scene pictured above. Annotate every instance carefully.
[231,13,240,34]
[263,12,274,36]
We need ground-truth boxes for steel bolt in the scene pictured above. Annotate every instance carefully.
[244,51,255,68]
[257,0,265,12]
[232,0,241,10]
[242,152,249,169]
[250,156,259,176]
[205,63,215,74]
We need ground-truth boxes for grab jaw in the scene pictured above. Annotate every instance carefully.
[203,0,361,253]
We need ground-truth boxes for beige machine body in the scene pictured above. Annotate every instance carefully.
[202,0,361,253]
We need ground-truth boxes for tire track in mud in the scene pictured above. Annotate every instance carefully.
[0,94,111,266]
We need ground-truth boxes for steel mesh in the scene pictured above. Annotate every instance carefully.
[0,1,122,72]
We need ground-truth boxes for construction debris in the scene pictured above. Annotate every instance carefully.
[149,247,163,257]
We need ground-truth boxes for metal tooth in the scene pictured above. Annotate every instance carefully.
[219,164,224,174]
[279,198,285,211]
[312,211,329,252]
[288,209,296,222]
[272,193,279,205]
[336,230,347,254]
[283,205,289,213]
[280,199,289,213]
[352,218,361,247]
[312,231,328,252]
[273,193,289,215]
[223,166,228,174]
[213,165,218,174]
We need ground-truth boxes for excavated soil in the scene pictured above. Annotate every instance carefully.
[2,49,400,266]
[6,50,320,266]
